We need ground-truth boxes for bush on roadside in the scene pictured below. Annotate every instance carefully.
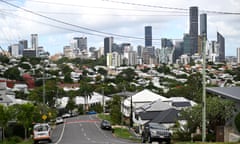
[235,112,240,132]
[8,136,23,143]
[172,129,191,141]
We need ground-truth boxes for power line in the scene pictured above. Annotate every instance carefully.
[0,8,187,16]
[0,0,145,40]
[102,0,240,15]
[0,10,107,38]
[28,0,187,14]
[1,0,180,41]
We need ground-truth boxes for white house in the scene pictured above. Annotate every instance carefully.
[122,89,169,117]
[56,92,111,109]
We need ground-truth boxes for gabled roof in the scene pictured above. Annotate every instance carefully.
[172,101,191,107]
[139,111,161,120]
[151,108,179,123]
[137,99,172,113]
[206,87,240,102]
[124,89,168,106]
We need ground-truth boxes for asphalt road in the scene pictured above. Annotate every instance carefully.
[50,115,137,144]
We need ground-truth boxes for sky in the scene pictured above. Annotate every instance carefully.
[0,0,239,56]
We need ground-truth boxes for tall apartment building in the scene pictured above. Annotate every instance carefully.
[73,37,87,51]
[9,44,20,57]
[106,52,121,68]
[200,13,207,38]
[217,32,225,62]
[189,6,198,55]
[23,34,38,57]
[63,46,74,58]
[19,40,28,55]
[237,48,240,63]
[104,37,113,56]
[145,26,152,47]
[31,34,38,50]
[183,33,191,55]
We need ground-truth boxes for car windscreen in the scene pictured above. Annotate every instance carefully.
[149,123,166,129]
[34,125,49,132]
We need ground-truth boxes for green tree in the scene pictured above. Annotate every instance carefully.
[3,66,22,81]
[180,96,235,135]
[0,104,12,140]
[97,68,107,76]
[116,68,137,83]
[66,90,77,114]
[0,55,9,64]
[186,72,202,102]
[109,95,122,125]
[19,63,31,70]
[156,64,171,74]
[16,103,36,139]
[78,81,94,112]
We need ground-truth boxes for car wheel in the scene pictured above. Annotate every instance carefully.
[165,139,171,144]
[141,136,146,143]
[147,136,152,143]
[34,140,38,144]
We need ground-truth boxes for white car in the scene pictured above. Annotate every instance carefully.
[55,117,64,125]
[33,123,52,144]
[61,113,71,118]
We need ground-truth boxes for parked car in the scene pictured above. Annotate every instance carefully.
[33,123,52,144]
[55,117,64,125]
[61,113,71,118]
[100,120,112,130]
[141,122,171,144]
[87,110,97,115]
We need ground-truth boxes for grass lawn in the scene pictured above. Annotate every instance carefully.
[0,139,33,144]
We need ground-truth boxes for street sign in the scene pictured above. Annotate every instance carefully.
[42,114,47,120]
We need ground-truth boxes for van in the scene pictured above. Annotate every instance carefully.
[33,123,52,144]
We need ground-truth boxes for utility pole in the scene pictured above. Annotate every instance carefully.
[202,33,206,142]
[102,86,105,117]
[130,94,133,127]
[43,66,46,105]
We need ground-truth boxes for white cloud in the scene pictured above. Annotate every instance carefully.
[0,0,239,56]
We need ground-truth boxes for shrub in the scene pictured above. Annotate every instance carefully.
[8,136,23,143]
[235,112,240,132]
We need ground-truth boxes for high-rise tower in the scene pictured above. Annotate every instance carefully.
[200,13,207,38]
[31,34,38,50]
[145,26,152,47]
[104,37,113,56]
[217,32,225,62]
[73,37,87,51]
[189,6,198,55]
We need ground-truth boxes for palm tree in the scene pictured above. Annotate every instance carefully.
[78,81,94,113]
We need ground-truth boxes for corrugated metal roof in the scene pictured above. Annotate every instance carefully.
[206,87,240,102]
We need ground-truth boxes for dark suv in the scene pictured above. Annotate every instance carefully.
[141,122,171,144]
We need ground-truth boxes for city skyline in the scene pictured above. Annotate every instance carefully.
[0,0,239,56]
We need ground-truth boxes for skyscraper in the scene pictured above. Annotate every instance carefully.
[189,6,198,55]
[145,26,152,47]
[217,32,225,62]
[200,13,207,38]
[161,38,173,48]
[104,37,113,55]
[19,40,28,55]
[31,34,38,50]
[183,33,191,55]
[73,37,87,51]
[237,48,240,63]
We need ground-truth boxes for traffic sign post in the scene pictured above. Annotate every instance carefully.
[42,114,47,121]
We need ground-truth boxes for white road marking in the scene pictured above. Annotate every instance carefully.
[54,122,66,144]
